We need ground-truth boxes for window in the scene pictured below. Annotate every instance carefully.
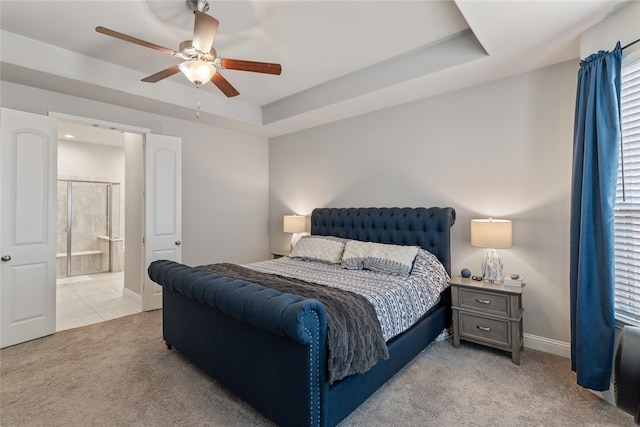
[614,52,640,323]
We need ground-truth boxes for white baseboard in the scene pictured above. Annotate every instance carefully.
[591,387,616,406]
[123,287,142,305]
[524,333,571,358]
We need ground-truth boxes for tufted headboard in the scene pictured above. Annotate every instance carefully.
[310,207,456,275]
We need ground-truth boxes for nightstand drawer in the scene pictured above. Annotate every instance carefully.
[459,312,510,348]
[458,288,509,316]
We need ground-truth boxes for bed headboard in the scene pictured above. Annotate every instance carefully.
[310,207,456,275]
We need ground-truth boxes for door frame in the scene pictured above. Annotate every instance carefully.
[49,112,150,135]
[50,112,152,304]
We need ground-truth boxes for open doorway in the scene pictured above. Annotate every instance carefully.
[55,121,141,331]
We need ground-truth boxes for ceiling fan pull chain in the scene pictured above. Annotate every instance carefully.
[196,83,201,119]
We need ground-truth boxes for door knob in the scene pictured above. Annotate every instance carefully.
[175,241,181,246]
[1,255,11,262]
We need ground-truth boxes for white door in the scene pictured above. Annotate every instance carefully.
[143,134,182,311]
[0,108,57,348]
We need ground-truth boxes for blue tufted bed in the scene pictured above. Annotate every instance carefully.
[148,207,456,427]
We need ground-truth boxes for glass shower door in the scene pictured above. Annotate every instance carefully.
[108,183,122,272]
[56,181,69,277]
[69,181,110,276]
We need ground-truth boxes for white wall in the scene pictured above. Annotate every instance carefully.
[580,0,640,58]
[124,133,144,295]
[1,81,270,268]
[57,139,125,184]
[269,60,578,347]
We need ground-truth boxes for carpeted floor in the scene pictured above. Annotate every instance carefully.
[0,310,634,426]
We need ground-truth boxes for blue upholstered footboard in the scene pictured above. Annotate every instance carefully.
[148,259,328,427]
[149,260,327,345]
[149,261,327,426]
[148,206,456,427]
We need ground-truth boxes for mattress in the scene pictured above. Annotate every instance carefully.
[246,248,450,341]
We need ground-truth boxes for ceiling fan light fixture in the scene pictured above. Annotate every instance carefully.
[187,0,209,13]
[179,60,216,85]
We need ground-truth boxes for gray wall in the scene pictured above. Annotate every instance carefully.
[0,59,580,348]
[269,60,578,346]
[124,132,144,296]
[1,81,270,269]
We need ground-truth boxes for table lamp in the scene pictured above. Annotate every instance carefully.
[470,218,512,282]
[283,215,306,250]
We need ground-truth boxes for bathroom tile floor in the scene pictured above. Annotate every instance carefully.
[56,272,141,332]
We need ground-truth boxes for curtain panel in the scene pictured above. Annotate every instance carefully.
[570,42,622,391]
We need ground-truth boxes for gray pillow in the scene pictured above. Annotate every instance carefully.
[290,235,346,264]
[341,240,419,276]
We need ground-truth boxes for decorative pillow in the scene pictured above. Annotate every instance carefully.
[289,235,346,264]
[341,241,420,276]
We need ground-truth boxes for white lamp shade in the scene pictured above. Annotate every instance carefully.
[179,60,216,84]
[283,215,306,233]
[471,219,512,249]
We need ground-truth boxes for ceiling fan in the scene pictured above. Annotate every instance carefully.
[95,0,281,97]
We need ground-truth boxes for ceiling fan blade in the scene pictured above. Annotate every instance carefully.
[211,72,240,97]
[219,59,282,75]
[96,26,176,56]
[141,65,181,83]
[192,10,219,53]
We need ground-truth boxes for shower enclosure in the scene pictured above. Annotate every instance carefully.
[56,180,123,277]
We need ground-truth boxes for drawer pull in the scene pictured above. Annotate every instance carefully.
[475,298,491,304]
[476,325,492,332]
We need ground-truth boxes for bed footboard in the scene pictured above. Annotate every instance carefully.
[148,260,329,427]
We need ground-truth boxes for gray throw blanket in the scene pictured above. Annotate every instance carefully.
[197,263,389,383]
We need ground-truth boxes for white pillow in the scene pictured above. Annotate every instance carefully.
[289,235,346,264]
[341,241,419,276]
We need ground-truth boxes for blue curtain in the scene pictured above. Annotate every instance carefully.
[570,42,622,391]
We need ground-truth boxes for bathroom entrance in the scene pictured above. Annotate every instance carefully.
[56,180,123,278]
[1,109,173,346]
[55,120,142,331]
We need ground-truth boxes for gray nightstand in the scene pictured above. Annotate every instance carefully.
[271,250,290,259]
[450,277,525,364]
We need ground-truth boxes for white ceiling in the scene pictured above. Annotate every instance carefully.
[58,121,125,148]
[0,0,631,139]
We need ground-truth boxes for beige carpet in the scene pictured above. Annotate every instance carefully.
[0,310,635,426]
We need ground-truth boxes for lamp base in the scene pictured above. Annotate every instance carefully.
[481,248,504,282]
